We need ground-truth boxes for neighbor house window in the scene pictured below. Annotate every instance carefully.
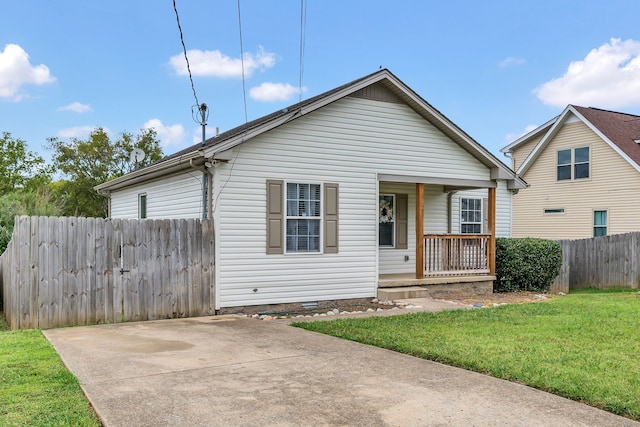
[138,194,147,219]
[461,198,482,233]
[379,194,395,247]
[544,208,565,214]
[594,210,607,237]
[557,147,590,181]
[286,183,321,252]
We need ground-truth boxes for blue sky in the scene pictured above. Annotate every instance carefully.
[2,1,640,166]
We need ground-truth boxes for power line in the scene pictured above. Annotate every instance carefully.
[237,0,249,124]
[298,0,307,103]
[172,0,200,108]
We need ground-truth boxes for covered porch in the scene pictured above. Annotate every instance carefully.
[377,177,498,299]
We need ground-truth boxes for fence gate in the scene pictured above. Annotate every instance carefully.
[0,216,215,330]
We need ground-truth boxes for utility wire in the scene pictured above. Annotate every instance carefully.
[237,0,249,123]
[298,0,307,103]
[173,0,200,108]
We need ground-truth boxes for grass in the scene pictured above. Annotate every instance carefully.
[0,312,101,427]
[293,289,640,420]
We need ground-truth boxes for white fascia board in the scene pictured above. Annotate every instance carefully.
[94,150,205,193]
[500,117,557,154]
[517,106,576,175]
[570,108,640,175]
[204,71,395,157]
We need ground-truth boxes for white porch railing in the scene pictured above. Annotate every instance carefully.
[424,234,490,276]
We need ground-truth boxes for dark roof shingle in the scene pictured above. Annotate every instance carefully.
[573,105,640,167]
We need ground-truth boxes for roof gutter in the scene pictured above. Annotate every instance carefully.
[95,150,206,194]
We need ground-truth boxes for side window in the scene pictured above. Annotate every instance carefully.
[557,147,589,181]
[594,210,607,237]
[138,193,147,219]
[460,198,482,234]
[557,149,572,181]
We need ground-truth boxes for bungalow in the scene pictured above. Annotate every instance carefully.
[96,69,525,312]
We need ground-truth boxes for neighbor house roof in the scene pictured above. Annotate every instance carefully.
[503,104,640,175]
[96,68,525,192]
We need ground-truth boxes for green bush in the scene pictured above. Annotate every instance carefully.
[495,237,562,293]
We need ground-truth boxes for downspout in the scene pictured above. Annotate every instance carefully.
[446,191,458,233]
[189,159,213,219]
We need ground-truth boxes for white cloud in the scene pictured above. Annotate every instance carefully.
[499,57,526,67]
[169,46,276,78]
[249,82,307,102]
[534,38,640,108]
[0,43,55,100]
[504,124,538,145]
[57,102,92,113]
[143,118,186,148]
[58,126,109,139]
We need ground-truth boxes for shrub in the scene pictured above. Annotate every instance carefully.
[495,237,562,293]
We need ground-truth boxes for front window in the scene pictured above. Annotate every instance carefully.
[461,198,482,234]
[286,183,321,252]
[557,147,590,181]
[379,194,395,247]
[594,210,607,237]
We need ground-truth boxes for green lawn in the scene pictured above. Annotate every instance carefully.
[294,289,640,420]
[0,313,100,427]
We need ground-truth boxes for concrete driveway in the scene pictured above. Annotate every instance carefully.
[45,315,637,427]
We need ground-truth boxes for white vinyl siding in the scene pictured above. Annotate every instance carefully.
[214,96,492,307]
[513,121,640,239]
[110,172,203,219]
[452,181,512,237]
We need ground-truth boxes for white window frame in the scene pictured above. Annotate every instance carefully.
[284,182,323,254]
[557,146,590,181]
[460,198,482,234]
[138,193,147,219]
[378,194,396,248]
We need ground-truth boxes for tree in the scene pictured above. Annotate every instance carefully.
[48,127,164,217]
[0,132,51,194]
[0,188,62,253]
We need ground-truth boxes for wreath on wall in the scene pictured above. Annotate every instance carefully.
[379,199,394,223]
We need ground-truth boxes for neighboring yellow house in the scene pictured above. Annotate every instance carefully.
[501,105,640,240]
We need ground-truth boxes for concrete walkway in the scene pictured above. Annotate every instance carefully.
[45,312,638,427]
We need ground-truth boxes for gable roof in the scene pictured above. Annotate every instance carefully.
[96,69,525,192]
[504,105,640,175]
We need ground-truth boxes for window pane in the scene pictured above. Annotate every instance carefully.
[594,210,607,226]
[286,219,320,252]
[287,183,298,199]
[557,165,571,180]
[575,147,589,163]
[575,163,589,179]
[379,222,394,247]
[557,149,571,165]
[379,195,394,224]
[594,227,607,237]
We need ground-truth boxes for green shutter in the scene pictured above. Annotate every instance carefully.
[396,194,408,249]
[324,183,339,253]
[266,180,284,254]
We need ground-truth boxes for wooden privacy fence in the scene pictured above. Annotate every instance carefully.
[0,216,214,330]
[553,232,640,293]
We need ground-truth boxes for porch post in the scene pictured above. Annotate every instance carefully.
[416,183,425,279]
[488,186,496,275]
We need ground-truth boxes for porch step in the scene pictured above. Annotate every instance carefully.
[377,279,494,301]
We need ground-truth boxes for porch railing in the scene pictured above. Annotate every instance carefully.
[424,234,490,276]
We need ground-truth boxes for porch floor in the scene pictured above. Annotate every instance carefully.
[377,274,495,301]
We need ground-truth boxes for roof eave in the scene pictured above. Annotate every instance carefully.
[94,150,205,193]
